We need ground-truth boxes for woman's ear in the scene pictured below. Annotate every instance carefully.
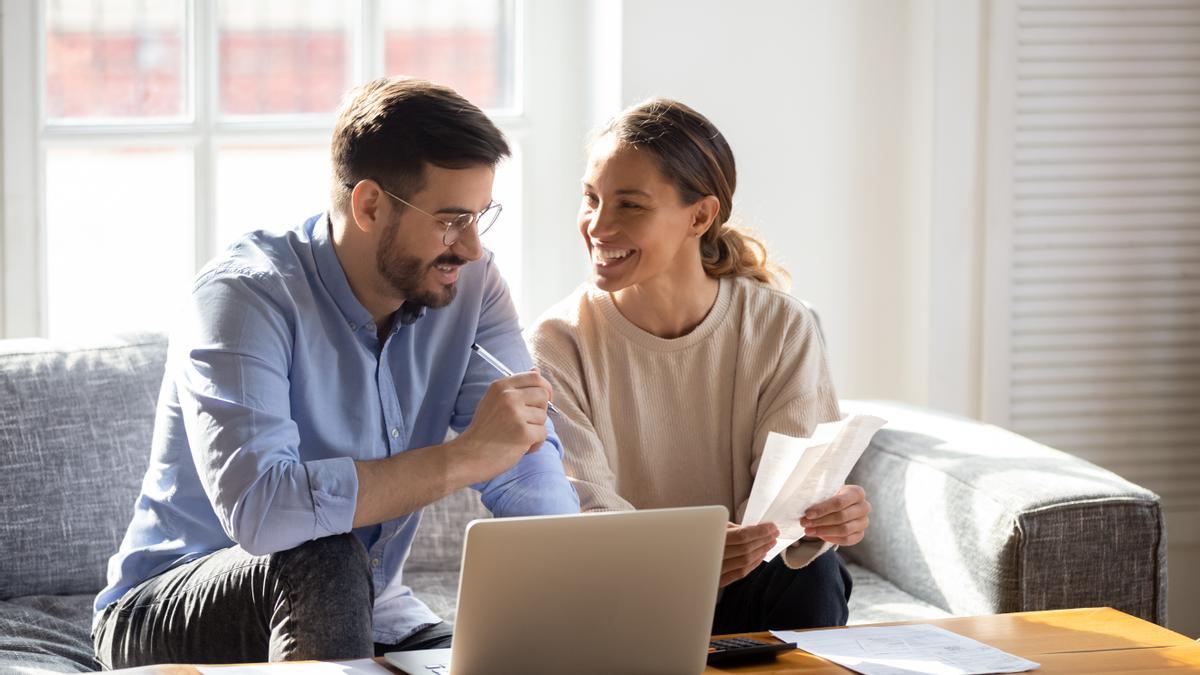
[350,180,387,234]
[691,195,721,238]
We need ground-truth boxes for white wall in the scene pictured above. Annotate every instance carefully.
[598,0,939,404]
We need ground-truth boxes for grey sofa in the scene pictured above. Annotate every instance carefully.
[0,333,1168,672]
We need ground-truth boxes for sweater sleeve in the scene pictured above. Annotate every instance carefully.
[547,379,635,513]
[527,319,635,513]
[739,312,844,570]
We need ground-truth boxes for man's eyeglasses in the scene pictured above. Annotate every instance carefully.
[353,181,502,246]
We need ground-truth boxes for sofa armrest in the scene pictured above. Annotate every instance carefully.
[841,400,1168,625]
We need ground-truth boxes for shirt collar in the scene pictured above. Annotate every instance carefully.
[310,213,427,334]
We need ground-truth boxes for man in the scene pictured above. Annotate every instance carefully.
[92,77,579,668]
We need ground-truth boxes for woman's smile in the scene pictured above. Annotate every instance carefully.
[591,245,637,269]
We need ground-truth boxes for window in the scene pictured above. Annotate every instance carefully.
[2,0,567,339]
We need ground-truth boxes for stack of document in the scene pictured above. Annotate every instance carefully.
[742,414,887,560]
[771,624,1041,675]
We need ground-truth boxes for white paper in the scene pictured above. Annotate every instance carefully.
[196,658,393,674]
[771,624,1040,675]
[742,414,886,560]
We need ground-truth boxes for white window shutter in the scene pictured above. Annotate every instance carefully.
[983,0,1200,544]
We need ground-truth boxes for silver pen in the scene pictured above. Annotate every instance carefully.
[470,343,561,416]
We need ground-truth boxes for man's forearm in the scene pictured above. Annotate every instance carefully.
[351,438,478,528]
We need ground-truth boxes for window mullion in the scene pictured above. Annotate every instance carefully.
[194,0,217,272]
[2,1,43,337]
[356,0,383,84]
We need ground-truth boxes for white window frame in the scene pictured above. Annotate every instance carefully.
[2,0,589,338]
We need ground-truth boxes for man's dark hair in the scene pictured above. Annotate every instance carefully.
[330,76,510,215]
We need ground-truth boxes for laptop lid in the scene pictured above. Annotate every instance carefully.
[446,505,727,675]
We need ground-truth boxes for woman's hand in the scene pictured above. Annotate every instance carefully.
[720,522,779,588]
[799,484,871,546]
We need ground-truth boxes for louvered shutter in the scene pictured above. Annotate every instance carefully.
[983,0,1200,543]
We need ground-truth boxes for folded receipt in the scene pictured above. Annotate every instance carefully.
[741,414,886,560]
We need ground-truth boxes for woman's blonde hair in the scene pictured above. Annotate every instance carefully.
[596,98,789,288]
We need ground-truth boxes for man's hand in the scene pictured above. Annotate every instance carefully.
[720,522,779,588]
[800,484,871,546]
[352,370,555,528]
[453,370,553,484]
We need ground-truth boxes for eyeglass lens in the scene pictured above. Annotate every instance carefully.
[443,205,501,245]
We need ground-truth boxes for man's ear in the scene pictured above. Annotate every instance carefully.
[350,180,387,234]
[691,195,720,238]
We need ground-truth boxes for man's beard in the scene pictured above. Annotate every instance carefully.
[376,218,465,309]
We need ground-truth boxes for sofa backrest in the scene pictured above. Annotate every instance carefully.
[408,487,490,573]
[0,333,166,599]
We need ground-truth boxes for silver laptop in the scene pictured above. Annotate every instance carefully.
[386,505,727,675]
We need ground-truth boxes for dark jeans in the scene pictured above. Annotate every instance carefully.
[712,549,852,634]
[93,534,450,670]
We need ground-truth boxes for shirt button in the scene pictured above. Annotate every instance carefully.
[391,427,400,438]
[371,558,380,568]
[348,321,357,330]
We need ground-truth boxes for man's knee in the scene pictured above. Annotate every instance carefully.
[264,534,375,660]
[276,532,369,564]
[270,533,373,604]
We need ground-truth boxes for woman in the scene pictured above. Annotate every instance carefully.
[527,99,871,633]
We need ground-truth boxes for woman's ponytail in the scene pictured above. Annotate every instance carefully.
[700,221,789,289]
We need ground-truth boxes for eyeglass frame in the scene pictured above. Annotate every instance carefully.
[346,180,502,246]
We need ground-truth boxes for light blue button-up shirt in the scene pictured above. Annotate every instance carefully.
[95,214,580,643]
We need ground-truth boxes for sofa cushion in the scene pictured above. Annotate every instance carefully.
[0,594,96,673]
[404,571,462,626]
[844,563,952,625]
[0,334,168,599]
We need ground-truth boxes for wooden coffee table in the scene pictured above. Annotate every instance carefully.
[109,607,1200,673]
[702,607,1200,673]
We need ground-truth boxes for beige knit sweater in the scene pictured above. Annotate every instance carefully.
[527,275,842,569]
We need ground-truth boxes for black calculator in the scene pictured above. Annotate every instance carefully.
[706,636,796,666]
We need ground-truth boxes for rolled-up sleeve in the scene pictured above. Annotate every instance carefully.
[475,433,579,517]
[178,270,358,555]
[451,256,580,517]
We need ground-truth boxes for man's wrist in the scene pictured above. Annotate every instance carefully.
[444,434,485,489]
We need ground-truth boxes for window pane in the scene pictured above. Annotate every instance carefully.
[382,0,515,110]
[215,145,331,249]
[219,0,348,116]
[45,147,194,338]
[45,0,187,120]
[483,147,522,308]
